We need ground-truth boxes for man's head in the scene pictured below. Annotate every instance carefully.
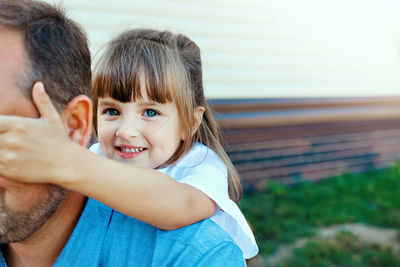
[0,0,91,243]
[0,0,91,111]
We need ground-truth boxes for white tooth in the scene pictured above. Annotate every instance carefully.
[121,147,144,153]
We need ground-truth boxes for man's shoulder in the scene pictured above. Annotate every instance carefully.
[58,198,244,266]
[152,219,245,265]
[105,201,244,265]
[158,218,234,251]
[108,204,241,255]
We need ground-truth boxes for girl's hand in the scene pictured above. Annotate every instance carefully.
[0,82,73,184]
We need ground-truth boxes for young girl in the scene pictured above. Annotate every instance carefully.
[1,29,258,259]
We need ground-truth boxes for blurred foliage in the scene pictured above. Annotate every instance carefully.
[240,161,400,263]
[278,231,400,267]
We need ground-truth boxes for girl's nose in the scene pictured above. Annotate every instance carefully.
[116,119,140,139]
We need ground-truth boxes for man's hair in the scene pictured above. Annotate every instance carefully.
[0,0,91,111]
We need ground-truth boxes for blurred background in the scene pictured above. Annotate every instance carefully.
[46,0,400,265]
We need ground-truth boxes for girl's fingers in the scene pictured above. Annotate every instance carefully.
[32,82,62,124]
[0,116,23,133]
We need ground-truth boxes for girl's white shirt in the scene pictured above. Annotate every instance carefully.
[89,142,258,259]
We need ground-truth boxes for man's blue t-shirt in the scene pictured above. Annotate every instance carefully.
[1,198,244,266]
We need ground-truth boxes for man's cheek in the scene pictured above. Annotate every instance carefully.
[1,184,45,212]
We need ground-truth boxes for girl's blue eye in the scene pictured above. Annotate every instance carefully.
[105,108,120,116]
[144,109,158,117]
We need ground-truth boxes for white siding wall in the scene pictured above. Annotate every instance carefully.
[44,0,400,98]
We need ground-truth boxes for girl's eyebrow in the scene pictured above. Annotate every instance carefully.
[98,99,164,107]
[136,101,163,107]
[98,100,118,106]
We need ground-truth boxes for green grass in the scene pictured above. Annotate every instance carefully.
[240,161,400,264]
[278,231,400,267]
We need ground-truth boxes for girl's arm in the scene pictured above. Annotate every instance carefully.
[0,82,216,230]
[60,144,217,230]
[65,144,218,229]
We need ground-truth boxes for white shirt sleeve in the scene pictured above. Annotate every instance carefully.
[158,143,259,259]
[89,142,104,155]
[92,142,258,258]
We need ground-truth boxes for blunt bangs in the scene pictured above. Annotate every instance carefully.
[93,38,180,105]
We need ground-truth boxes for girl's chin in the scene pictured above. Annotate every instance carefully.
[113,157,147,167]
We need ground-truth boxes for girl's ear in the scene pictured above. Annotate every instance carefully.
[190,106,205,137]
[61,95,92,146]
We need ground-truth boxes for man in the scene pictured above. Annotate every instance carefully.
[0,0,244,266]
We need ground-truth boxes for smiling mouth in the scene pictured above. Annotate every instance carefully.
[118,147,145,153]
[115,146,147,158]
[115,146,146,159]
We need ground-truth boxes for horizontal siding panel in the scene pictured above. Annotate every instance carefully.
[205,85,400,98]
[228,137,400,163]
[212,98,400,113]
[44,0,400,98]
[216,106,400,128]
[45,0,400,98]
[223,120,400,144]
[212,98,400,188]
[65,0,265,24]
[203,54,396,70]
[204,70,400,83]
[234,140,399,172]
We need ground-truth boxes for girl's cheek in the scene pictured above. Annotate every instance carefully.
[147,118,169,132]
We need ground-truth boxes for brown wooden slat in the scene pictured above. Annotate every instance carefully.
[225,128,400,152]
[217,105,400,129]
[228,132,400,163]
[213,98,400,188]
[210,97,400,113]
[221,119,400,143]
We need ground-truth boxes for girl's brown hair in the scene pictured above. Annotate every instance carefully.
[92,29,242,202]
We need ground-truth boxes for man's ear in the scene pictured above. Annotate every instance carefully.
[60,95,92,146]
